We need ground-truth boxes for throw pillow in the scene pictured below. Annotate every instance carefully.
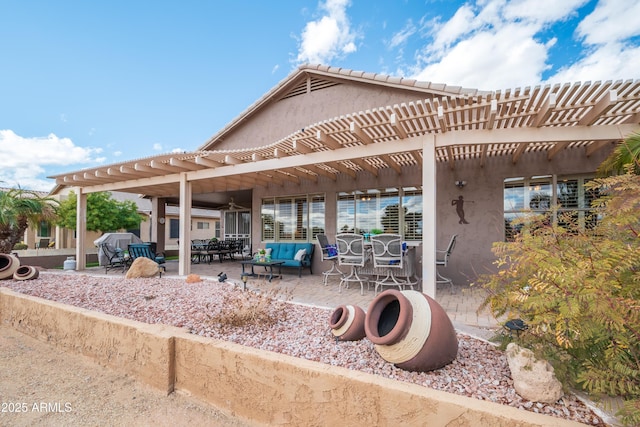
[294,248,307,261]
[326,245,338,257]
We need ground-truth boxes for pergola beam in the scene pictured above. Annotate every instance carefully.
[578,90,617,126]
[532,93,556,127]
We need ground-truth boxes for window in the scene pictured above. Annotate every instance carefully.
[504,175,598,240]
[402,187,423,240]
[337,187,422,241]
[261,194,324,242]
[196,221,210,230]
[214,220,221,238]
[169,218,179,239]
[310,195,325,238]
[39,221,51,238]
[261,200,275,241]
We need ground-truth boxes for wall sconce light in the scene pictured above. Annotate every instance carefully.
[455,180,467,188]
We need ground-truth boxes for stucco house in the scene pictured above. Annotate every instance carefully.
[49,64,640,297]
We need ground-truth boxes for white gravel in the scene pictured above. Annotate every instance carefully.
[3,272,605,426]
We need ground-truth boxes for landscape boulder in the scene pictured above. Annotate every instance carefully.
[506,343,563,403]
[125,257,160,279]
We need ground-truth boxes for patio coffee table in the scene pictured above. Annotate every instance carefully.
[240,260,285,282]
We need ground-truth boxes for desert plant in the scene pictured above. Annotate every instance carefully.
[205,282,293,329]
[0,187,58,254]
[474,171,640,426]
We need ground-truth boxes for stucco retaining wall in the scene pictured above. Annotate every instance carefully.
[0,288,586,426]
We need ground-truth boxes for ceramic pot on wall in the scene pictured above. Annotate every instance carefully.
[0,253,20,280]
[329,304,366,341]
[13,265,39,281]
[364,289,458,372]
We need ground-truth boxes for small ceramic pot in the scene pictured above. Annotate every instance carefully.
[329,304,366,341]
[13,265,40,281]
[0,253,20,280]
[364,289,458,372]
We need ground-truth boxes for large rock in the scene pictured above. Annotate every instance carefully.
[125,257,160,279]
[506,343,563,403]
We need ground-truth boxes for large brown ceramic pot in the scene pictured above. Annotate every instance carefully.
[329,304,366,341]
[13,265,39,281]
[0,253,20,280]
[364,289,458,372]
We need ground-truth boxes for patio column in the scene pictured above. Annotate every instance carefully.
[151,197,166,253]
[75,187,87,270]
[178,173,192,276]
[422,135,437,297]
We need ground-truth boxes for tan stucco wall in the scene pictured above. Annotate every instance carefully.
[211,82,438,151]
[1,288,587,426]
[0,288,176,394]
[250,145,615,287]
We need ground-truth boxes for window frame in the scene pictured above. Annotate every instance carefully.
[261,193,325,242]
[337,187,422,241]
[503,174,598,240]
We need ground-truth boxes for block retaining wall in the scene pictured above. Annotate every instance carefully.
[0,288,585,426]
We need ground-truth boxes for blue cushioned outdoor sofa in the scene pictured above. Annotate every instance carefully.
[265,242,314,277]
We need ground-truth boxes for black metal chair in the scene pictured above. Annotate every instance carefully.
[99,242,130,274]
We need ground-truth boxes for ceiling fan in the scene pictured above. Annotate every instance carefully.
[214,197,249,211]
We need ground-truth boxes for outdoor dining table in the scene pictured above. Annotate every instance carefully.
[240,259,285,282]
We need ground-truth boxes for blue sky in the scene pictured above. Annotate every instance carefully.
[1,0,639,192]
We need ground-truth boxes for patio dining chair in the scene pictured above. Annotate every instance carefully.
[317,234,343,286]
[336,233,369,295]
[191,239,208,264]
[436,234,457,293]
[98,242,130,274]
[370,233,406,295]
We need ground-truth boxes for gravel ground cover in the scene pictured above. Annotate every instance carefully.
[3,272,606,426]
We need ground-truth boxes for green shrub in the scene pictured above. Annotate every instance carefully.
[12,242,28,250]
[474,172,640,426]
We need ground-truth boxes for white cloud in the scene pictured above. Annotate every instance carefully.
[295,0,359,65]
[545,0,640,83]
[152,143,163,151]
[576,0,640,44]
[547,42,640,83]
[414,23,550,90]
[0,130,103,191]
[387,20,417,49]
[408,0,639,90]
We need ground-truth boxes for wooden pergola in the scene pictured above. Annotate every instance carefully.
[51,76,640,296]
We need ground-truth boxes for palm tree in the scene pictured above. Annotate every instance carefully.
[597,131,640,176]
[0,187,58,254]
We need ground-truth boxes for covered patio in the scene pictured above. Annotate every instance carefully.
[50,65,640,298]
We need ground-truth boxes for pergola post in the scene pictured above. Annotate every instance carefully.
[150,197,166,253]
[75,188,87,270]
[178,173,192,276]
[422,135,437,297]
